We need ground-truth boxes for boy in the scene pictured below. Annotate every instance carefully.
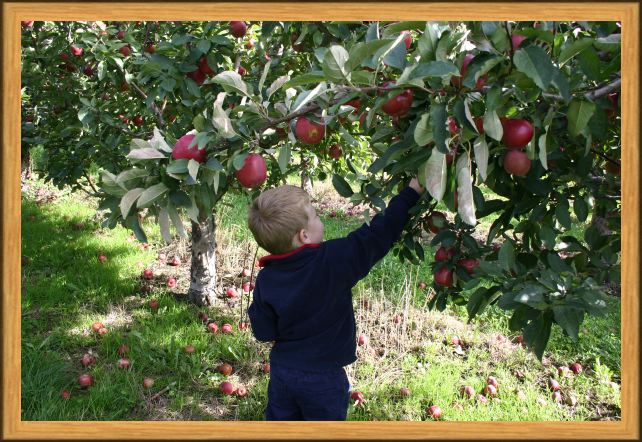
[247,178,425,420]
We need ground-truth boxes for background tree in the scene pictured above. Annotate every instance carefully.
[21,19,621,358]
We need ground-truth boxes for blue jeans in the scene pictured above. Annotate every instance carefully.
[265,364,350,421]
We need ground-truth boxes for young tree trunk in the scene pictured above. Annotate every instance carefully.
[21,152,31,181]
[301,171,313,194]
[188,217,217,306]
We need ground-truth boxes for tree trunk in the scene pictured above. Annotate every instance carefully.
[21,152,31,181]
[188,217,217,306]
[301,171,313,194]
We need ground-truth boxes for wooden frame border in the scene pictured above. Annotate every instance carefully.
[2,2,639,440]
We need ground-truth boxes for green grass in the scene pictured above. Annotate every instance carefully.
[21,176,621,421]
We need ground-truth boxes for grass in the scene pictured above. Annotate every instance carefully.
[20,175,621,421]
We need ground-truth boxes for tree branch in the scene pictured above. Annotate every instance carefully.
[83,171,99,193]
[591,148,620,166]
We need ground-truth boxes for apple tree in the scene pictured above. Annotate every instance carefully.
[21,19,621,357]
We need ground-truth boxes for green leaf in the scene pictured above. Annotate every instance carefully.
[100,170,127,197]
[573,196,589,222]
[523,312,553,361]
[116,168,149,190]
[594,34,620,52]
[455,154,476,226]
[539,225,556,250]
[332,174,353,198]
[538,133,548,170]
[282,72,325,89]
[322,45,350,82]
[212,71,252,97]
[559,38,594,65]
[150,127,173,153]
[567,99,596,137]
[498,241,516,273]
[211,102,238,139]
[137,182,169,208]
[167,202,187,238]
[158,207,172,243]
[513,284,548,310]
[422,150,446,201]
[430,103,448,154]
[413,113,433,146]
[410,60,459,79]
[473,135,489,182]
[346,39,391,72]
[278,145,291,174]
[266,75,290,99]
[483,110,503,142]
[232,153,248,171]
[127,147,166,161]
[555,197,572,229]
[512,46,555,90]
[166,159,189,174]
[203,157,224,172]
[462,54,502,89]
[552,306,583,340]
[196,39,211,55]
[120,188,144,218]
[187,159,200,182]
[161,77,177,92]
[291,82,327,113]
[547,252,571,273]
[97,61,106,80]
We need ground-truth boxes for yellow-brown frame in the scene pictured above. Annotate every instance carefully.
[3,2,639,440]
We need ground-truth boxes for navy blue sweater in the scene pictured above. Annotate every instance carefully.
[248,186,421,372]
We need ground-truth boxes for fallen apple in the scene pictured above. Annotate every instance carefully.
[220,381,235,395]
[221,324,233,334]
[218,363,234,376]
[486,376,499,388]
[460,385,475,399]
[78,373,93,388]
[167,277,177,288]
[485,384,497,397]
[569,362,583,374]
[61,390,71,399]
[148,299,159,310]
[143,268,153,280]
[427,405,442,419]
[143,377,154,389]
[118,358,131,369]
[399,387,411,397]
[91,322,104,333]
[235,385,248,397]
[185,344,195,353]
[81,353,95,367]
[207,322,219,333]
[117,344,129,356]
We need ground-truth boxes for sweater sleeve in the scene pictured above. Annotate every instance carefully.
[325,186,421,288]
[247,287,278,342]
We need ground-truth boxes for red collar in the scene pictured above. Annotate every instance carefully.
[258,243,321,267]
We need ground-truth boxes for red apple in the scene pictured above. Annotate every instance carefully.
[218,363,234,376]
[78,374,93,388]
[434,267,453,287]
[239,322,248,331]
[512,34,527,51]
[22,21,34,28]
[170,256,181,266]
[262,363,271,374]
[117,344,129,356]
[295,116,326,144]
[485,384,498,397]
[329,144,343,159]
[158,253,167,262]
[399,387,411,397]
[229,21,247,38]
[148,299,159,310]
[143,268,153,280]
[402,31,412,50]
[98,327,108,336]
[451,336,460,346]
[457,258,480,275]
[83,65,94,76]
[119,45,131,57]
[393,314,403,324]
[237,66,247,76]
[496,334,507,343]
[185,344,195,353]
[245,39,254,49]
[91,322,104,333]
[241,268,251,277]
[117,30,126,39]
[552,391,562,403]
[198,56,215,76]
[418,282,427,290]
[118,358,131,369]
[207,322,219,333]
[144,44,156,54]
[242,282,251,293]
[143,377,154,389]
[198,311,209,322]
[97,255,107,263]
[61,390,71,399]
[460,385,475,399]
[569,362,583,374]
[59,52,70,61]
[221,324,233,334]
[187,69,206,85]
[474,116,484,134]
[435,247,455,262]
[226,287,238,298]
[235,385,248,397]
[220,381,235,395]
[172,134,207,163]
[350,391,365,406]
[120,81,130,92]
[501,118,534,149]
[424,211,447,234]
[451,54,487,89]
[133,115,144,127]
[167,277,177,288]
[290,33,304,52]
[357,334,368,346]
[71,45,83,56]
[81,353,95,367]
[486,376,499,388]
[381,89,413,116]
[236,153,268,188]
[476,394,488,404]
[516,335,524,345]
[427,405,442,419]
[548,378,560,391]
[448,117,459,135]
[503,150,531,177]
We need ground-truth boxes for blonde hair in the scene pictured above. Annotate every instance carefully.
[248,185,311,254]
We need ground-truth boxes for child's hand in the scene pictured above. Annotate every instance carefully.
[409,177,425,194]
